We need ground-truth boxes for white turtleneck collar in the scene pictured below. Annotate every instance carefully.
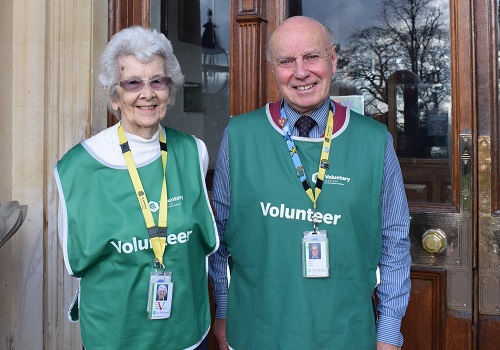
[82,123,161,166]
[81,122,209,176]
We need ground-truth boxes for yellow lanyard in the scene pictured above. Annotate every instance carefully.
[307,108,334,210]
[118,123,168,267]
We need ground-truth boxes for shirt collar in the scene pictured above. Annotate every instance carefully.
[283,99,333,135]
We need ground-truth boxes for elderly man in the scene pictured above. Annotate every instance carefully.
[209,16,411,350]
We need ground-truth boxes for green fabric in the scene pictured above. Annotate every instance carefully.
[56,128,217,350]
[225,104,387,349]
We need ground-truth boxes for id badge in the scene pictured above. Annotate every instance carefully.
[302,230,329,278]
[147,272,173,319]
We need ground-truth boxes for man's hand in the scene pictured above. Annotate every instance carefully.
[213,318,229,350]
[377,341,401,350]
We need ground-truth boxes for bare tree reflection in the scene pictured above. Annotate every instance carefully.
[337,0,451,159]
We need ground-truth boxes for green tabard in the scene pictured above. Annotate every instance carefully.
[55,127,217,350]
[225,103,387,349]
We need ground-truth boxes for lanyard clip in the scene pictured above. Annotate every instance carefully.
[153,258,165,272]
[312,211,321,233]
[148,227,158,238]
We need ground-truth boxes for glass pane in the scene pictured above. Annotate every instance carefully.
[294,0,452,204]
[151,0,230,183]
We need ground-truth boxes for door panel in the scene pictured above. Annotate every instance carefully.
[400,267,446,350]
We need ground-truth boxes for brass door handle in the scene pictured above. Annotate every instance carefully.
[422,229,447,254]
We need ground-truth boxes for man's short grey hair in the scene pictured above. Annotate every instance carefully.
[99,26,185,117]
[265,18,335,62]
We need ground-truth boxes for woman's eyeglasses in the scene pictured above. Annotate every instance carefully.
[119,76,170,93]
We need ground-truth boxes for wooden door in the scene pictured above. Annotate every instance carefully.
[230,0,500,349]
[110,0,500,348]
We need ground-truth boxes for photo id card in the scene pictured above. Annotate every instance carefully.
[147,272,173,319]
[302,230,329,278]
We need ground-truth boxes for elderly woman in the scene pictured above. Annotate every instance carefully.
[54,26,218,350]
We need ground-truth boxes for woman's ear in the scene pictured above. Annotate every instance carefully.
[110,99,119,112]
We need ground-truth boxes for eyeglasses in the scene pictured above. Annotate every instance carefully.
[119,76,170,93]
[272,46,335,70]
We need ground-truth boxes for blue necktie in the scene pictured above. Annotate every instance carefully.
[295,115,316,137]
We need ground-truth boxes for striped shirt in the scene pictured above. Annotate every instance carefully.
[208,99,411,347]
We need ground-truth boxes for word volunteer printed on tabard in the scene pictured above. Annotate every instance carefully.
[260,202,342,225]
[110,230,193,254]
[260,171,349,225]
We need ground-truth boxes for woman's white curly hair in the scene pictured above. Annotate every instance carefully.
[99,26,185,118]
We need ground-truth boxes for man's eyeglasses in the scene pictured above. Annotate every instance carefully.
[119,76,170,93]
[272,46,335,70]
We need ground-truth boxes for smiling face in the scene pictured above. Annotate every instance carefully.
[111,55,169,139]
[157,287,167,299]
[311,245,319,257]
[269,17,337,116]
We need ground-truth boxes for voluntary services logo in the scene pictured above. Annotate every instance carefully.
[148,195,184,213]
[312,172,351,186]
